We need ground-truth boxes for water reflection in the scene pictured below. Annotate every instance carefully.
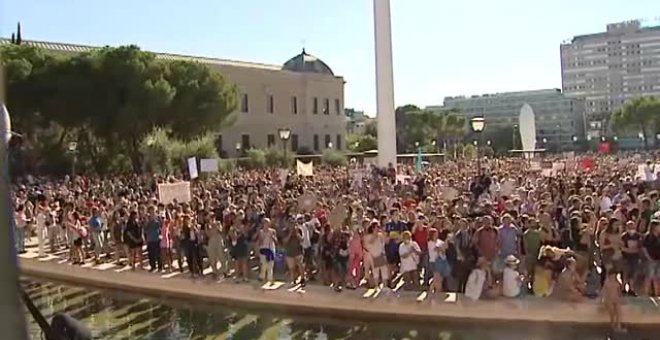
[22,280,656,340]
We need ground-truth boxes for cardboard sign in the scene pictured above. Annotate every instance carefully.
[500,179,515,197]
[200,158,219,172]
[158,182,191,204]
[441,187,459,201]
[297,193,317,211]
[351,169,365,189]
[329,205,347,229]
[188,157,199,179]
[296,160,314,176]
[579,158,595,171]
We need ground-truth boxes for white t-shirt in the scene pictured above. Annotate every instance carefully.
[502,267,522,298]
[427,239,447,263]
[399,241,421,273]
[464,269,486,301]
[300,219,318,249]
[599,196,612,212]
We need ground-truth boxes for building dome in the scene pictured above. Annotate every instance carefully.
[282,49,334,76]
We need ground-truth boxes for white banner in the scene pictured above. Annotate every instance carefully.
[200,158,219,173]
[188,157,198,179]
[296,160,313,176]
[158,182,192,204]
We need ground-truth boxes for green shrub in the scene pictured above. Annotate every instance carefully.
[218,159,236,172]
[245,148,266,169]
[264,148,292,168]
[322,149,347,166]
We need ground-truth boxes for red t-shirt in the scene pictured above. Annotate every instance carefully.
[413,226,429,251]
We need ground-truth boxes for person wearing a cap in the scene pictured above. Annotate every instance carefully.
[502,254,525,298]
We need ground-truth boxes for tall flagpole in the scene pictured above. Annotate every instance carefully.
[0,57,29,340]
[373,0,397,168]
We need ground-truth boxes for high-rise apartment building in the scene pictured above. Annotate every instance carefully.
[560,20,660,138]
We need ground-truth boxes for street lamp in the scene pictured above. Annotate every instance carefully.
[470,116,485,174]
[613,136,618,142]
[512,124,519,150]
[487,140,492,146]
[235,142,241,157]
[572,135,578,143]
[431,140,437,153]
[278,127,291,165]
[68,142,78,177]
[327,142,333,149]
[470,116,485,133]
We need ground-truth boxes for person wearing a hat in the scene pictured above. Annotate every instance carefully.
[502,254,525,298]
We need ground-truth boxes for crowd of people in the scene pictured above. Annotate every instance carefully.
[11,155,660,332]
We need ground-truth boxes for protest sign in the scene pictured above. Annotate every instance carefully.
[200,158,219,173]
[158,182,191,204]
[188,157,198,179]
[296,160,313,176]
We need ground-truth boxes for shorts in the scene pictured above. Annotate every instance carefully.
[73,238,83,247]
[433,259,452,277]
[623,256,640,279]
[646,260,660,279]
[364,256,390,281]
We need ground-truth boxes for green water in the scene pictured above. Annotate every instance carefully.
[22,280,655,340]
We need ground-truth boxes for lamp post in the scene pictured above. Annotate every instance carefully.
[278,127,291,166]
[470,116,485,175]
[512,124,519,151]
[235,142,241,157]
[68,142,78,177]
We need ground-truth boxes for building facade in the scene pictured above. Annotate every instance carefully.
[440,89,586,151]
[560,20,660,139]
[345,108,369,135]
[0,39,346,156]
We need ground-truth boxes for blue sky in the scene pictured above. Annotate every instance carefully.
[1,0,659,115]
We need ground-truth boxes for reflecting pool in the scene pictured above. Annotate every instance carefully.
[22,280,656,340]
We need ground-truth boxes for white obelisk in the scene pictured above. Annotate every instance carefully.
[374,0,397,168]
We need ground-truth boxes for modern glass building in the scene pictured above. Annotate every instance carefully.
[437,89,586,152]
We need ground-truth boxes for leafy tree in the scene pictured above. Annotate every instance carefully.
[346,134,377,152]
[612,96,660,149]
[0,44,55,135]
[1,43,238,174]
[163,60,239,140]
[394,105,466,152]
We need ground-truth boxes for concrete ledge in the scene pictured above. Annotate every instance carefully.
[20,258,660,326]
